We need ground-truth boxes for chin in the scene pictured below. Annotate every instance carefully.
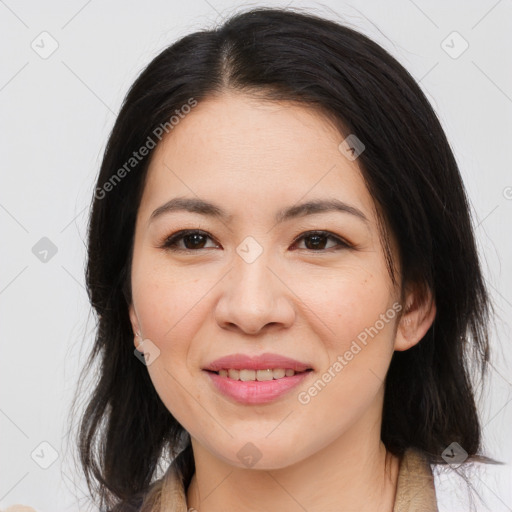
[207,437,310,471]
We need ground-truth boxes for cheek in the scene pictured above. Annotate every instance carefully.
[292,266,398,416]
[131,250,209,342]
[130,253,228,411]
[130,261,210,420]
[290,262,396,352]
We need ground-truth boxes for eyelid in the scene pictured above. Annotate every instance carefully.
[290,230,352,250]
[158,229,353,252]
[158,229,220,251]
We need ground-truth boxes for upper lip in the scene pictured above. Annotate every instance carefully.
[204,353,313,372]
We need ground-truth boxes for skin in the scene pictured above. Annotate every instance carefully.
[128,91,436,512]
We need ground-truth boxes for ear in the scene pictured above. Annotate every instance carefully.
[128,303,142,351]
[394,284,436,351]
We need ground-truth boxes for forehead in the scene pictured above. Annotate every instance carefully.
[138,92,377,225]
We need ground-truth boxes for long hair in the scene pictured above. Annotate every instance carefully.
[71,7,496,511]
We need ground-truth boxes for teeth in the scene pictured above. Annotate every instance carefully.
[228,369,240,380]
[273,368,285,379]
[216,368,298,381]
[239,369,256,381]
[256,369,273,381]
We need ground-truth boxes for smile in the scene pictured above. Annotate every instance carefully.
[203,352,314,404]
[212,368,307,381]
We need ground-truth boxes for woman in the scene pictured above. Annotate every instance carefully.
[72,7,498,511]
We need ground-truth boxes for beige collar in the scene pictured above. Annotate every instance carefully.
[392,448,439,512]
[145,447,438,512]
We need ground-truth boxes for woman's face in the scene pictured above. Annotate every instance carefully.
[128,91,409,469]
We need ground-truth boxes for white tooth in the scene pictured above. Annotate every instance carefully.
[256,369,274,381]
[223,368,299,380]
[228,369,240,380]
[239,369,256,381]
[272,368,286,379]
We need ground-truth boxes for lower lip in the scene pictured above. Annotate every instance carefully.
[205,370,311,404]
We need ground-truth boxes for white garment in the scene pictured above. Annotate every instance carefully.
[434,461,512,512]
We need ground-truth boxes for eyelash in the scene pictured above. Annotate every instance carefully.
[158,229,352,253]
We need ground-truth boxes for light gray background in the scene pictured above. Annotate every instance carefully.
[1,1,511,511]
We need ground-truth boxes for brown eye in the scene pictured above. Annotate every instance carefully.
[160,230,219,251]
[159,229,350,253]
[292,231,350,251]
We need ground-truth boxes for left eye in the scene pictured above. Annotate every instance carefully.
[159,230,350,252]
[293,231,350,251]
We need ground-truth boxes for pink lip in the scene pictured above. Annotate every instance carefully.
[205,370,311,404]
[203,353,313,405]
[204,353,312,372]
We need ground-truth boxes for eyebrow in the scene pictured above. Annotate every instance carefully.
[149,197,369,225]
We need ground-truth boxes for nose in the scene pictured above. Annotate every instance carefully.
[214,248,295,335]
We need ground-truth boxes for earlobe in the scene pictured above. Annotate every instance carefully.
[128,303,142,350]
[394,287,436,351]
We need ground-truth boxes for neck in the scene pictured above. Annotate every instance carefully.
[186,419,400,511]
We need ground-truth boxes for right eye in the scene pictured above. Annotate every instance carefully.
[158,229,220,252]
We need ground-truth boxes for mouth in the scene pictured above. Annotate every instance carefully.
[203,352,313,373]
[205,368,313,381]
[202,353,314,404]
